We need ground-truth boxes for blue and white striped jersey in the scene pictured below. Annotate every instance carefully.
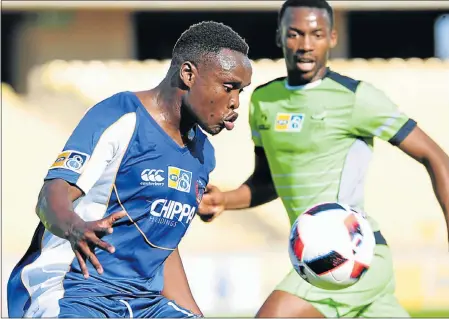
[8,91,215,317]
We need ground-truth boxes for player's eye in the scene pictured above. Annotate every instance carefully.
[224,85,233,93]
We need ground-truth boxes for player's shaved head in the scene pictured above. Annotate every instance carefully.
[278,0,334,28]
[171,21,249,69]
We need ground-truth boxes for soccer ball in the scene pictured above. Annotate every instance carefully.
[289,202,376,290]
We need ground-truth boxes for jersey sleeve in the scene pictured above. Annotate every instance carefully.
[249,92,263,147]
[350,82,417,145]
[45,94,137,194]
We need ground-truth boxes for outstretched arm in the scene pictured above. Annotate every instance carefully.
[347,81,449,245]
[397,126,449,243]
[224,146,278,210]
[198,147,278,222]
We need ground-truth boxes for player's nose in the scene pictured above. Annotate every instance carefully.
[229,95,240,110]
[298,34,314,52]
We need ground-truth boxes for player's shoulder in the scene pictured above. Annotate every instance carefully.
[73,91,140,138]
[82,91,140,126]
[326,69,385,100]
[325,69,361,94]
[353,81,388,100]
[86,91,139,117]
[251,77,286,98]
[325,69,386,97]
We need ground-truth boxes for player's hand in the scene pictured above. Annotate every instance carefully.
[198,184,226,222]
[65,211,127,279]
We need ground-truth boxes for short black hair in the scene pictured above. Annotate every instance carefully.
[278,0,334,28]
[172,21,249,67]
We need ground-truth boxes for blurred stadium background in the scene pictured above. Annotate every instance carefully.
[2,1,449,317]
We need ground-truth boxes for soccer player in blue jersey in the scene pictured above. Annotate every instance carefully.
[7,21,252,318]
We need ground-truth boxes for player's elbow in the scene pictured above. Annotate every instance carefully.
[248,182,278,208]
[421,148,449,175]
[35,183,50,219]
[422,151,449,198]
[35,180,60,219]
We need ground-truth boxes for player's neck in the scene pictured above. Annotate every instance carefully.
[287,66,328,86]
[141,79,195,145]
[159,79,195,132]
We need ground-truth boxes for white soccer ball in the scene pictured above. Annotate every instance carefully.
[289,202,376,290]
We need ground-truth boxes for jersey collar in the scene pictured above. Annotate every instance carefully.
[284,67,331,91]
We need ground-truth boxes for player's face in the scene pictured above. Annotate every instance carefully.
[277,7,337,83]
[181,49,252,135]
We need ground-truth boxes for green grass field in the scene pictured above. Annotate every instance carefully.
[409,310,449,318]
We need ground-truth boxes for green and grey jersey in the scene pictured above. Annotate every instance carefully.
[249,68,416,231]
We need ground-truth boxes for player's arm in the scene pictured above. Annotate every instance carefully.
[397,128,449,242]
[36,97,135,277]
[350,82,449,243]
[221,91,278,209]
[223,146,278,209]
[36,179,84,239]
[162,248,202,316]
[198,92,277,221]
[36,179,125,277]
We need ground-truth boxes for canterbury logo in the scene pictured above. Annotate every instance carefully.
[140,169,164,185]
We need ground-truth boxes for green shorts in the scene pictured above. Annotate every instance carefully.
[276,245,410,318]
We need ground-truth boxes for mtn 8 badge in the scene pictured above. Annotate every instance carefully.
[168,166,192,193]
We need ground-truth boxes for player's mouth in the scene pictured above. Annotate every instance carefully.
[223,112,239,131]
[295,56,316,73]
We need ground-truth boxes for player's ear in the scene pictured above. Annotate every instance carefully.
[180,62,197,89]
[330,28,338,49]
[275,28,282,48]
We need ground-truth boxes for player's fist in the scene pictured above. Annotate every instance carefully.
[198,184,226,222]
[66,211,127,279]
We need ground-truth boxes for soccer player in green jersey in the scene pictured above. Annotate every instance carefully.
[198,0,449,317]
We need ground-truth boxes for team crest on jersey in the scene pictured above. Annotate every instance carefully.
[168,166,192,193]
[195,180,206,204]
[49,150,90,173]
[257,112,271,130]
[275,113,305,132]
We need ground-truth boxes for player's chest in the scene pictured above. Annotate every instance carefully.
[112,140,208,247]
[117,140,208,204]
[255,99,351,153]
